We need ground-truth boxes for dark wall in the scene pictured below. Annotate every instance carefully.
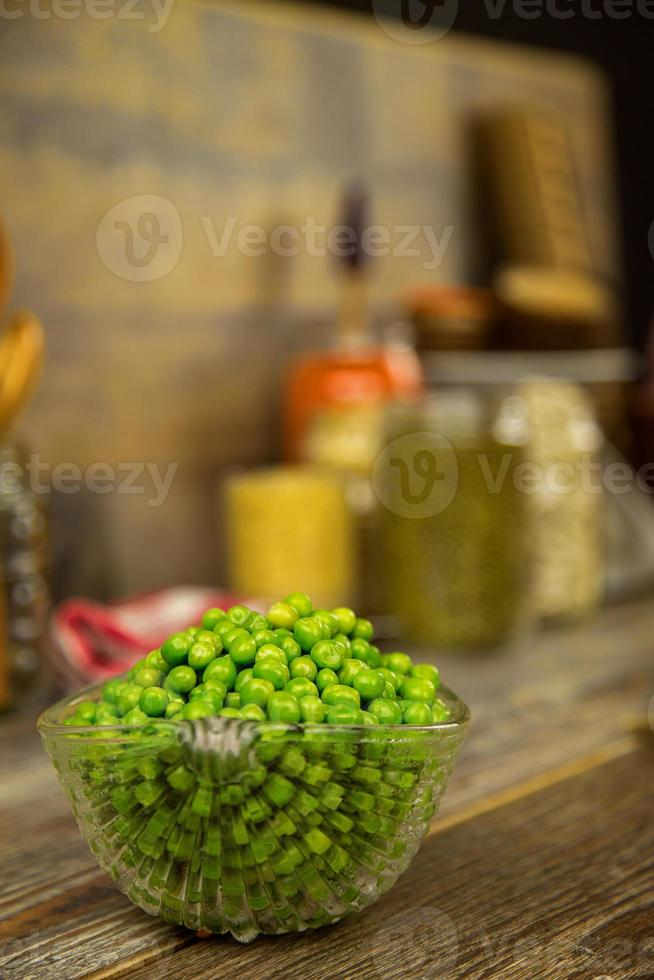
[305,0,654,350]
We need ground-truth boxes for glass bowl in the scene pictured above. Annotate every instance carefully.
[38,681,469,942]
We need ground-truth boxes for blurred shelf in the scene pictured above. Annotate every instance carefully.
[422,348,641,385]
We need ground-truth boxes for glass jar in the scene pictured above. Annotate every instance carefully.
[0,440,51,707]
[518,379,604,621]
[224,465,356,609]
[376,389,528,648]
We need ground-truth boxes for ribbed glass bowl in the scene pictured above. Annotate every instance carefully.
[38,681,469,942]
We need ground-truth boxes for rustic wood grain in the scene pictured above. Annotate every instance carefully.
[1,597,653,979]
[85,743,654,980]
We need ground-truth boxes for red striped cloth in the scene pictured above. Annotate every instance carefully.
[47,587,265,688]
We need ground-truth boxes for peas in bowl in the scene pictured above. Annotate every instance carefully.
[39,595,469,941]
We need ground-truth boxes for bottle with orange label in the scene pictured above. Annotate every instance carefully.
[283,186,423,466]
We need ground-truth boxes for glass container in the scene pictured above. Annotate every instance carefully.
[39,682,469,941]
[518,379,604,621]
[0,439,50,706]
[377,390,528,647]
[224,466,356,609]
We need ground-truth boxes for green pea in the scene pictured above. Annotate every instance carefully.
[382,652,413,676]
[145,649,167,672]
[201,606,226,630]
[204,656,236,689]
[350,638,376,667]
[204,678,228,701]
[331,606,356,635]
[229,634,257,667]
[278,636,302,664]
[166,665,197,694]
[412,663,441,688]
[213,619,234,640]
[240,703,266,722]
[186,627,200,638]
[382,681,396,700]
[123,706,149,726]
[285,677,318,700]
[165,700,184,719]
[311,640,344,671]
[352,617,374,641]
[367,699,402,724]
[225,692,241,709]
[267,601,299,630]
[290,656,317,681]
[240,677,274,707]
[333,633,351,654]
[117,684,143,716]
[219,707,241,718]
[353,668,385,702]
[256,644,287,664]
[195,629,220,648]
[431,698,451,722]
[284,591,313,618]
[227,604,251,625]
[378,668,400,692]
[326,703,364,725]
[223,627,249,651]
[400,677,436,703]
[234,669,254,693]
[95,703,119,725]
[253,661,289,690]
[139,686,169,717]
[189,685,223,711]
[321,684,360,707]
[101,678,125,704]
[339,658,367,686]
[253,629,277,648]
[75,700,97,723]
[361,710,380,725]
[267,692,301,724]
[161,632,191,668]
[294,616,325,652]
[298,695,326,723]
[316,668,338,693]
[132,667,162,688]
[245,612,269,632]
[181,699,214,720]
[272,628,293,642]
[313,609,339,637]
[402,702,433,726]
[188,641,217,672]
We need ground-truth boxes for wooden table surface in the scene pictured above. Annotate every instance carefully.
[1,598,653,980]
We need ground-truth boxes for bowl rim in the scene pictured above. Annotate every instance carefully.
[37,679,470,739]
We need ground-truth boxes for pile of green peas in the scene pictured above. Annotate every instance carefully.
[68,593,450,729]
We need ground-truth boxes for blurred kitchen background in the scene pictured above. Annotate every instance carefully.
[1,0,654,705]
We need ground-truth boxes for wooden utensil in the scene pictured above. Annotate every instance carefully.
[0,217,14,317]
[0,310,45,433]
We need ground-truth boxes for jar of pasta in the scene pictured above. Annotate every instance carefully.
[224,466,356,609]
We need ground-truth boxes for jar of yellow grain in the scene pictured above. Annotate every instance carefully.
[224,466,356,609]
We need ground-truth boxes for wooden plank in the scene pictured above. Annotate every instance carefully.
[1,598,652,977]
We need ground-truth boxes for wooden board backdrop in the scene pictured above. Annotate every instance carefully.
[0,0,619,595]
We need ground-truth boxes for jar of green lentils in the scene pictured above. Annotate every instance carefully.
[375,390,528,648]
